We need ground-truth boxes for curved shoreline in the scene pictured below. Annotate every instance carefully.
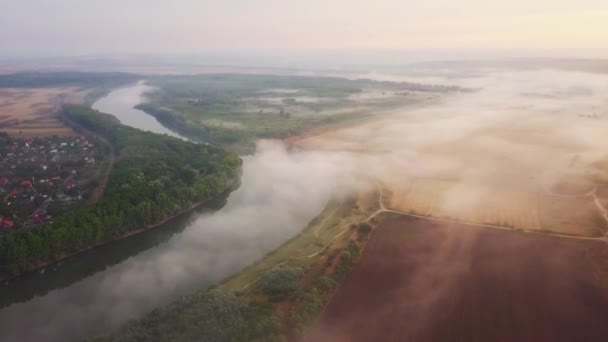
[0,178,240,285]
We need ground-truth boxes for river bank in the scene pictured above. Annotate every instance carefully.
[0,80,366,341]
[0,176,241,285]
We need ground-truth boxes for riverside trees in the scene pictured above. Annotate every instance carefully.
[0,105,241,276]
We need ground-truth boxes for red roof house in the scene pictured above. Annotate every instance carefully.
[64,179,76,188]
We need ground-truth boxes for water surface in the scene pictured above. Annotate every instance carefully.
[92,81,188,140]
[0,83,338,341]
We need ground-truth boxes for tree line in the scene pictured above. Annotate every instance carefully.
[0,105,242,276]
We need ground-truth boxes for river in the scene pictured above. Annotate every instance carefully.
[92,81,188,140]
[0,82,339,341]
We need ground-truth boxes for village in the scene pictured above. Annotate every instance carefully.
[0,132,108,234]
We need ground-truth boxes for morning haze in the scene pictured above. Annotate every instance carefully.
[1,0,608,58]
[1,1,608,342]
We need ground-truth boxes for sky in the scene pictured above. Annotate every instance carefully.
[1,0,608,60]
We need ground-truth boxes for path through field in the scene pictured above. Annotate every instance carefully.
[369,181,608,242]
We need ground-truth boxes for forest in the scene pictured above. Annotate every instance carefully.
[0,105,242,277]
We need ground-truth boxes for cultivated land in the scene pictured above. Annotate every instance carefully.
[288,77,608,340]
[0,87,81,137]
[388,178,541,229]
[103,68,608,341]
[306,214,608,342]
[539,193,606,236]
[0,72,137,138]
[290,100,608,238]
[385,177,607,236]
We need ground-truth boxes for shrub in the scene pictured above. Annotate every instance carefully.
[258,267,305,300]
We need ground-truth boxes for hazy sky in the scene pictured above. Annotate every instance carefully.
[1,0,608,58]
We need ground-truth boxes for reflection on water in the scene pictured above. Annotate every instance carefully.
[92,81,188,140]
[0,77,339,342]
[0,143,338,341]
[0,196,228,310]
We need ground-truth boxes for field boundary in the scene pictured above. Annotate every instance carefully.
[371,180,608,243]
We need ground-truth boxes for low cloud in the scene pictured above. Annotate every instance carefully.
[2,67,608,341]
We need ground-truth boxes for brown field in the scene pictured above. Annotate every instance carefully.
[305,215,608,342]
[0,87,85,137]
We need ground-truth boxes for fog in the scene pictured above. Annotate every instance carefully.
[296,67,608,340]
[1,66,608,340]
[298,69,608,192]
[0,140,362,341]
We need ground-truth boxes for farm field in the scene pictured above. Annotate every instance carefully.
[385,177,608,236]
[547,172,595,195]
[598,186,608,211]
[388,178,541,229]
[305,215,608,342]
[0,72,137,137]
[539,193,607,237]
[0,87,83,137]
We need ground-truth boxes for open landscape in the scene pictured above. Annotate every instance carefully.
[0,87,78,137]
[1,64,608,342]
[290,68,608,240]
[3,1,608,341]
[136,74,459,153]
[0,72,136,137]
[306,215,608,342]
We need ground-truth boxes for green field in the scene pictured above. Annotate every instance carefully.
[138,74,459,153]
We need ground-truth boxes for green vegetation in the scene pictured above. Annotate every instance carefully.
[139,74,459,153]
[0,133,109,230]
[96,292,284,342]
[102,229,363,342]
[102,191,378,341]
[218,194,374,293]
[0,105,241,277]
[259,267,305,301]
[333,240,361,281]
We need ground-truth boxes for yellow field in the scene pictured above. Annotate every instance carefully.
[539,194,607,237]
[547,172,595,195]
[386,176,608,237]
[0,87,85,137]
[388,178,541,229]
